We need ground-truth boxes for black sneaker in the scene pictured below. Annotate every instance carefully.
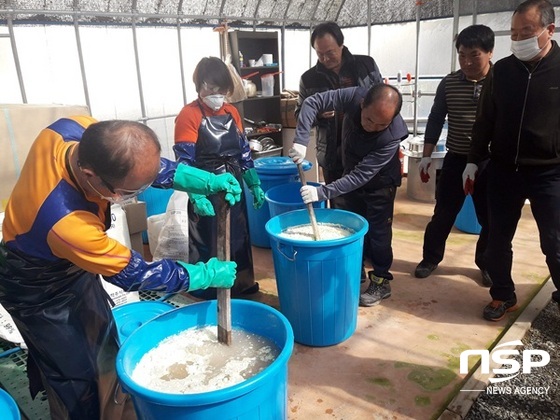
[483,299,518,321]
[480,269,493,287]
[359,273,391,307]
[414,260,438,278]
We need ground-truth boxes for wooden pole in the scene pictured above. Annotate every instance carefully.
[297,163,321,241]
[217,194,232,345]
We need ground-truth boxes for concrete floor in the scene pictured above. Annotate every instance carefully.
[0,178,548,419]
[244,177,549,420]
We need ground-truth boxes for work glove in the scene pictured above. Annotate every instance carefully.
[178,257,237,291]
[188,193,215,216]
[242,168,265,209]
[462,163,478,195]
[418,157,431,183]
[301,185,319,204]
[173,164,242,206]
[288,143,307,165]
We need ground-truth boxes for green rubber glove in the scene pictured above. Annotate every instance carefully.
[188,193,215,216]
[242,168,265,209]
[178,258,237,291]
[173,164,242,205]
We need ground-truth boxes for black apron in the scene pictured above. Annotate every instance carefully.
[188,102,256,297]
[0,243,135,419]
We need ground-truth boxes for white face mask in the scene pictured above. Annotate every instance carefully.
[202,94,225,110]
[510,28,547,61]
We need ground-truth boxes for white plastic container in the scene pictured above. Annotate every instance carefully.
[261,74,274,97]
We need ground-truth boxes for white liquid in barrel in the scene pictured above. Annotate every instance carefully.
[131,326,279,394]
[279,222,354,241]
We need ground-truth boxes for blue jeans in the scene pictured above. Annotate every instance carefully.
[343,186,397,280]
[422,152,489,269]
[486,161,560,303]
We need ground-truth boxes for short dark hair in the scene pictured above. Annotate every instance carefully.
[455,24,495,52]
[192,56,234,95]
[363,84,403,118]
[515,0,555,27]
[310,21,344,48]
[78,120,161,182]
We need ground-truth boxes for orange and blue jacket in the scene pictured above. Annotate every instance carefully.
[2,116,190,292]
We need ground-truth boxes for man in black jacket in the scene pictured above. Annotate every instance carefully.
[294,21,383,209]
[290,84,408,307]
[464,0,560,321]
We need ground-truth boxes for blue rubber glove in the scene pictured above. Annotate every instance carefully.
[173,164,242,205]
[189,193,215,216]
[242,168,265,209]
[177,258,237,291]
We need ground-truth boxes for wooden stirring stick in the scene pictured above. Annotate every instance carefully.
[217,193,232,345]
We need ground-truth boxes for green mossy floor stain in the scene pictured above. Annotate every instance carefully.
[444,343,471,370]
[415,395,431,406]
[427,334,439,341]
[395,362,456,391]
[368,377,392,388]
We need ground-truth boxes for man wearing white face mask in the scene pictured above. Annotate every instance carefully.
[174,57,265,298]
[464,0,560,322]
[0,117,240,418]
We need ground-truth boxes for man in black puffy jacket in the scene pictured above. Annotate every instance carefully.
[465,0,560,322]
[295,21,383,209]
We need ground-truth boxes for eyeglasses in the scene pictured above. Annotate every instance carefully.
[85,172,151,203]
[101,176,151,198]
[473,83,483,102]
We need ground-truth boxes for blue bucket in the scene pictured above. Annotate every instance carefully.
[265,209,368,346]
[0,389,20,420]
[455,195,481,234]
[112,301,174,345]
[116,300,294,419]
[246,157,312,248]
[137,187,174,243]
[265,182,326,218]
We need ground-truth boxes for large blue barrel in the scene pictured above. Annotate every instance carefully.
[266,209,368,346]
[455,195,481,234]
[116,300,294,419]
[112,301,174,345]
[0,389,20,420]
[265,182,326,218]
[245,157,312,248]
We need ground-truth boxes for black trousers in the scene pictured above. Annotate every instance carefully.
[343,186,397,280]
[322,166,347,209]
[421,152,489,269]
[486,161,560,303]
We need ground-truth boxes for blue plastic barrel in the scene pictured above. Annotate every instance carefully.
[246,157,312,248]
[116,300,294,419]
[137,187,174,243]
[266,209,368,346]
[112,301,174,345]
[0,389,20,420]
[265,182,326,218]
[455,194,481,234]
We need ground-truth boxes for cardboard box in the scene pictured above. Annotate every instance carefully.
[0,104,90,210]
[281,97,298,128]
[122,201,148,256]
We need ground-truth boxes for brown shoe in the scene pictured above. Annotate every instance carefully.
[483,299,518,321]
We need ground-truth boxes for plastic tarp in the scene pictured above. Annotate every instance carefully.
[2,0,559,28]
